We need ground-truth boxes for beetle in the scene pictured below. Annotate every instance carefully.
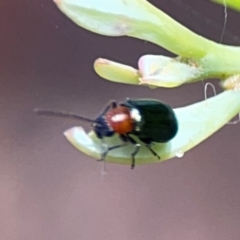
[35,98,178,169]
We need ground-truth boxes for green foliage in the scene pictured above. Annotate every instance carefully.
[54,0,240,166]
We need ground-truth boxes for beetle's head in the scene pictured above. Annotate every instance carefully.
[93,116,114,139]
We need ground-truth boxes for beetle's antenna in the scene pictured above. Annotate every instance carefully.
[34,108,96,123]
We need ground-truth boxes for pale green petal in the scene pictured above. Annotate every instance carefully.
[94,58,140,85]
[138,55,201,87]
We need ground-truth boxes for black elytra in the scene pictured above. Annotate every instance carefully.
[123,99,178,143]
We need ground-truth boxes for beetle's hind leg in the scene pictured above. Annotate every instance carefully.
[145,144,161,160]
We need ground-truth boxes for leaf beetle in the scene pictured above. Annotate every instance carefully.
[35,98,178,169]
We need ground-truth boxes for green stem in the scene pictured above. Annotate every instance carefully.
[128,1,240,78]
[211,0,240,11]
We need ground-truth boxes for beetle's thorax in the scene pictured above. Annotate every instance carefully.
[105,106,136,134]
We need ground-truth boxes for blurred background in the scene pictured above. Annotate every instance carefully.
[1,0,240,239]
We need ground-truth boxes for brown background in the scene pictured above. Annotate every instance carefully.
[1,0,240,239]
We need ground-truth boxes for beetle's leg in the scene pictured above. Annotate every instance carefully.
[125,134,141,169]
[100,100,118,116]
[145,144,161,160]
